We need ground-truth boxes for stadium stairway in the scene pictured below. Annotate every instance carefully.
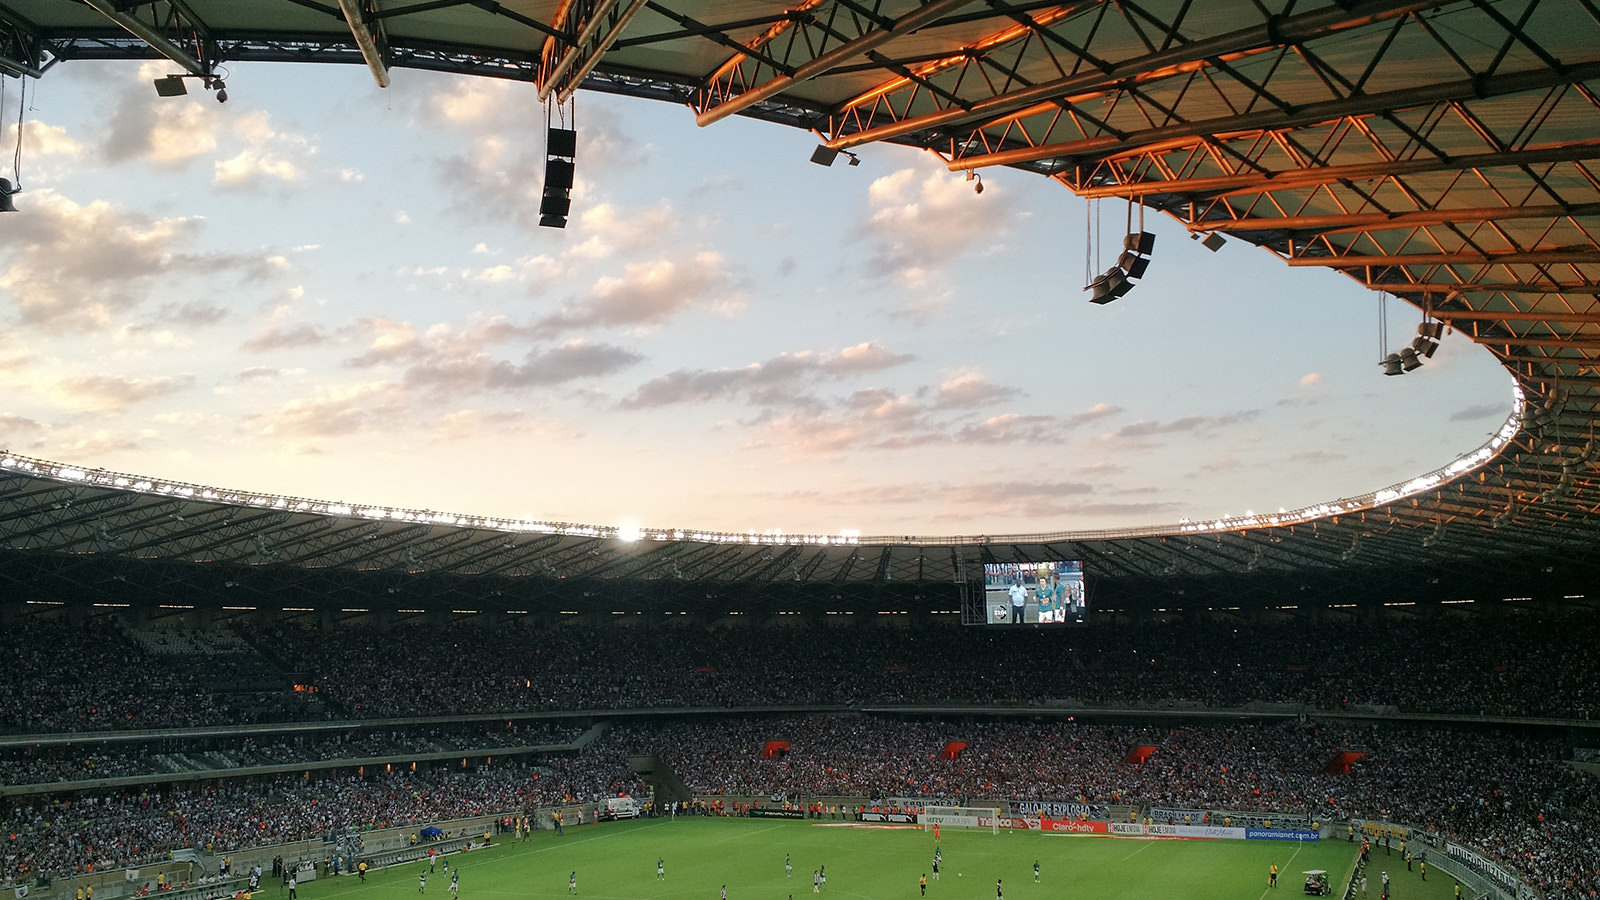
[627,753,692,805]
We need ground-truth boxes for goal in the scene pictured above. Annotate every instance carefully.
[921,806,1001,834]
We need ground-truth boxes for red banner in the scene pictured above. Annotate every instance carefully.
[1040,819,1107,834]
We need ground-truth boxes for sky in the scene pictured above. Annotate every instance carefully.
[0,60,1518,538]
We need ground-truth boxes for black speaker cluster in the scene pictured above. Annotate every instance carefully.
[540,127,577,229]
[1088,231,1155,304]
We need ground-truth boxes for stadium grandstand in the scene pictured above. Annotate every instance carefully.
[4,4,1600,900]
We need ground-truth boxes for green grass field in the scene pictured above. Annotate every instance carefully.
[292,819,1461,900]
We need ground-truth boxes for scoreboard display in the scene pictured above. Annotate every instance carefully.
[980,560,1086,626]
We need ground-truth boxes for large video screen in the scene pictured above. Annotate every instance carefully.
[981,561,1086,626]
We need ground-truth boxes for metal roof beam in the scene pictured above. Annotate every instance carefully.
[825,0,1441,151]
[947,60,1600,172]
[1087,141,1600,200]
[335,0,390,88]
[539,0,648,104]
[1286,249,1600,267]
[0,3,44,77]
[1433,309,1600,322]
[1205,203,1600,235]
[696,0,974,127]
[1367,282,1600,296]
[1486,335,1600,350]
[79,0,209,76]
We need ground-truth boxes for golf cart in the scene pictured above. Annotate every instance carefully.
[1304,871,1331,896]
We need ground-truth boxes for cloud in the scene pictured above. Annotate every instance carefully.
[236,367,282,380]
[1112,410,1260,439]
[0,413,44,436]
[845,480,1102,520]
[565,203,678,260]
[621,343,915,409]
[3,121,83,159]
[209,111,317,190]
[127,301,229,333]
[747,384,1100,455]
[430,408,549,442]
[398,340,643,395]
[0,192,279,331]
[1068,403,1122,426]
[858,164,1014,283]
[1070,501,1183,517]
[241,323,332,353]
[887,286,954,325]
[858,481,1177,521]
[1449,402,1507,422]
[343,316,608,396]
[952,413,1067,444]
[247,381,408,438]
[98,64,221,166]
[1289,449,1347,464]
[52,373,195,413]
[490,341,643,387]
[536,252,737,334]
[1299,372,1323,386]
[928,370,1019,409]
[471,265,516,283]
[1076,462,1127,476]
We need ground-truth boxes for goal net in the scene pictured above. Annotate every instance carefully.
[921,806,1001,834]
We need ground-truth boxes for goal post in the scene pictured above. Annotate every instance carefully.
[921,806,1002,835]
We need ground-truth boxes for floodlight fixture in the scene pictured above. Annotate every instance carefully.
[153,75,188,97]
[810,145,840,167]
[1381,353,1405,376]
[1200,232,1226,252]
[1399,347,1423,372]
[843,150,860,167]
[0,178,16,213]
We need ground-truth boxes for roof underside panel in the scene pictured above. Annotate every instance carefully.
[3,0,1599,595]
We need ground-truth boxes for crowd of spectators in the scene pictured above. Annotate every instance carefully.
[3,713,1597,900]
[4,612,1598,900]
[0,620,324,734]
[7,613,1598,733]
[0,722,583,786]
[0,748,642,887]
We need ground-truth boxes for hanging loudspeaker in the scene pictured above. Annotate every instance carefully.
[544,159,574,191]
[546,128,577,158]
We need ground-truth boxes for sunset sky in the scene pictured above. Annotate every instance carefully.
[0,60,1517,537]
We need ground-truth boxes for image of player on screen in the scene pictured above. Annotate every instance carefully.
[1036,575,1059,624]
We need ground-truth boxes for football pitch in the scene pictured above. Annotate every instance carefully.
[293,818,1455,900]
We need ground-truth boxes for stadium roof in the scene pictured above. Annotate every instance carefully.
[3,0,1600,611]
